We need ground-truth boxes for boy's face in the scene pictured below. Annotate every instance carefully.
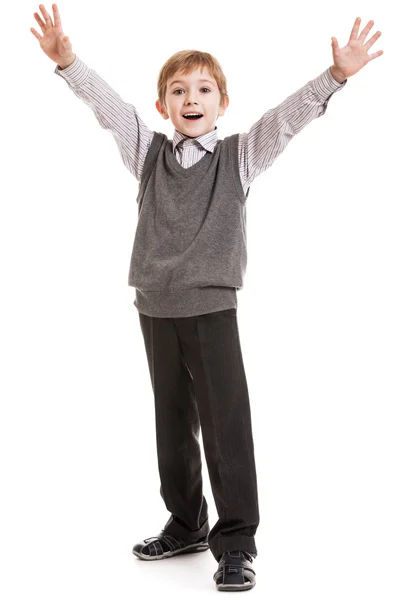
[156,66,229,138]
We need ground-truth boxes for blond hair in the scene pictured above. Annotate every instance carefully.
[157,50,228,110]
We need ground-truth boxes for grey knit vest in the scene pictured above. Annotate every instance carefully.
[128,131,250,318]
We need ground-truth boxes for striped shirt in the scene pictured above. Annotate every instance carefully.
[54,56,347,198]
[54,56,347,316]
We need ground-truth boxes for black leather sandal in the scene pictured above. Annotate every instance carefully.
[132,530,209,561]
[213,550,256,591]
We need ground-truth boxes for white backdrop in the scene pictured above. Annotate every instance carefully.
[1,0,398,598]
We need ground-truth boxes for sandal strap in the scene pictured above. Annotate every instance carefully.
[148,539,164,557]
[161,533,186,551]
[217,564,255,585]
[214,552,256,585]
[142,532,188,557]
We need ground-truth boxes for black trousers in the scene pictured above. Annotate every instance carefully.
[138,307,260,561]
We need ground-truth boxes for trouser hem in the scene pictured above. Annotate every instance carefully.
[163,515,210,543]
[210,535,258,562]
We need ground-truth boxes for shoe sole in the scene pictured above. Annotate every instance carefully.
[216,581,256,591]
[132,540,210,561]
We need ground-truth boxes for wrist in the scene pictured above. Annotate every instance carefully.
[330,65,347,83]
[57,54,76,70]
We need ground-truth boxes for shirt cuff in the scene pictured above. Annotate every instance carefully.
[312,67,347,101]
[54,55,90,87]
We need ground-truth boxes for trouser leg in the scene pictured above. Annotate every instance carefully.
[138,312,209,536]
[174,308,260,561]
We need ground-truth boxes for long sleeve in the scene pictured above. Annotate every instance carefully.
[54,56,155,182]
[238,67,348,192]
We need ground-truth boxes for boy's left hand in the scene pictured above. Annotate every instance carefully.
[331,17,384,79]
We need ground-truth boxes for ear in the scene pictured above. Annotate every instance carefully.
[218,95,230,117]
[156,99,169,120]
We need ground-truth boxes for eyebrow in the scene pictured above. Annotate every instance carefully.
[168,78,215,88]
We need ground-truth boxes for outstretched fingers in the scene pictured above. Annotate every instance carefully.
[31,3,62,40]
[347,16,384,61]
[39,4,53,29]
[349,17,377,45]
[358,20,375,43]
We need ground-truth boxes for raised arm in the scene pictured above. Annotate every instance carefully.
[238,67,347,190]
[53,56,154,182]
[239,16,384,192]
[30,3,154,182]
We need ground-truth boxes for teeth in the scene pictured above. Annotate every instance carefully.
[184,113,202,116]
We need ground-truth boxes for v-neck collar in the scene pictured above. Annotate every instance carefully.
[167,126,220,176]
[166,139,216,176]
[172,126,219,154]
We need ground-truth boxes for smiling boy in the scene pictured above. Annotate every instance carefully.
[31,4,383,592]
[156,65,229,138]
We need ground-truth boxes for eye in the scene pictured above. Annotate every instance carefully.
[172,87,211,95]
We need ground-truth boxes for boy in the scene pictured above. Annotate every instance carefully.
[31,4,383,592]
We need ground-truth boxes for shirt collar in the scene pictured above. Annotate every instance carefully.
[172,125,219,153]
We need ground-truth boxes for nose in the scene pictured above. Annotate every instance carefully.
[185,90,198,105]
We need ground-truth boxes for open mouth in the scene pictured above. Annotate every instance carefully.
[183,113,203,120]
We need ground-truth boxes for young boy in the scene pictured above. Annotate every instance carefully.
[31,4,383,592]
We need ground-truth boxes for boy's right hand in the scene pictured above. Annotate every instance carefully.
[30,3,76,68]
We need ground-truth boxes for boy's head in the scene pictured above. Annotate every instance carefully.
[156,50,229,138]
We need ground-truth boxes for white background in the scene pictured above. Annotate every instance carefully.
[1,0,398,598]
